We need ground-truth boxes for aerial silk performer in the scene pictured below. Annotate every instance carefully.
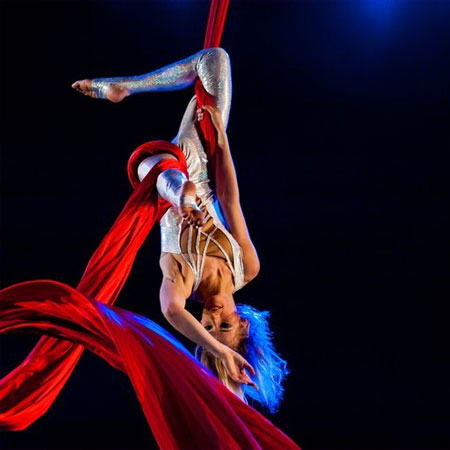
[0,1,300,448]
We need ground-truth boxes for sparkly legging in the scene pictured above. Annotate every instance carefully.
[93,45,232,163]
[93,47,243,293]
[96,48,230,213]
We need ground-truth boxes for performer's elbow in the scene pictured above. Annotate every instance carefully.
[244,263,260,283]
[161,303,184,321]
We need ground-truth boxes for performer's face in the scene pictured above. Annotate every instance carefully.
[201,300,242,349]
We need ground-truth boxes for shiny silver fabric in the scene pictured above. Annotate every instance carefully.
[119,48,244,294]
[155,169,186,207]
[179,194,200,211]
[91,80,110,100]
[91,48,231,129]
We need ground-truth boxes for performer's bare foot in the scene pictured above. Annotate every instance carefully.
[179,181,206,227]
[71,79,129,103]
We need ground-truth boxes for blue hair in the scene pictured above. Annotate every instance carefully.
[236,303,289,414]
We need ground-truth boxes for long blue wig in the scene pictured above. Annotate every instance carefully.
[236,303,289,414]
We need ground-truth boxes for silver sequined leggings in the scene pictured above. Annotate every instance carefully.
[94,47,233,201]
[93,47,231,148]
[93,48,244,290]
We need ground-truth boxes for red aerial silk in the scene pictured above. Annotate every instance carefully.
[0,0,301,448]
[0,140,301,448]
[195,0,231,184]
[0,141,186,431]
[0,281,298,449]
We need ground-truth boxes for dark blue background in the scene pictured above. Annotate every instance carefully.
[1,0,449,448]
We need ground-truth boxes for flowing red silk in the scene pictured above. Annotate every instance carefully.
[0,0,301,447]
[0,281,299,449]
[0,142,186,430]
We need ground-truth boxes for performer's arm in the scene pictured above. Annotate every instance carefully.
[198,106,260,284]
[71,50,206,102]
[159,256,256,387]
[160,277,224,355]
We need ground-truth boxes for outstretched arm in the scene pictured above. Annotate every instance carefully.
[159,254,256,388]
[198,105,260,284]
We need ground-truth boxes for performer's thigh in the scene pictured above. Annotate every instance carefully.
[174,48,232,144]
[173,95,199,144]
[196,47,232,130]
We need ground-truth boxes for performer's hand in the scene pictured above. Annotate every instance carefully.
[219,346,258,390]
[71,79,129,103]
[178,181,206,227]
[196,105,224,132]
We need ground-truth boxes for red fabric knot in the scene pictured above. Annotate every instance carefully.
[127,139,188,189]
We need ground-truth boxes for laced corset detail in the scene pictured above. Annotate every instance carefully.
[160,190,244,297]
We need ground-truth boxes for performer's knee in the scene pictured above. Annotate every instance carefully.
[200,47,230,70]
[155,168,188,207]
[209,47,229,60]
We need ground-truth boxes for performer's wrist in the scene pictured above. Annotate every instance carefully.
[208,340,227,358]
[215,123,226,136]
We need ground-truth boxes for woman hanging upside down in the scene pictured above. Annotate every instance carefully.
[72,47,288,412]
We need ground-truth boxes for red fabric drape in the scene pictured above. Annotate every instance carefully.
[0,1,301,447]
[0,281,299,449]
[195,0,230,184]
[0,142,186,431]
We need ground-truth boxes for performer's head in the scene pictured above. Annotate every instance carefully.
[197,301,289,414]
[200,294,249,350]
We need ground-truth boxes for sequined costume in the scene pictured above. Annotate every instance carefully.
[92,48,245,296]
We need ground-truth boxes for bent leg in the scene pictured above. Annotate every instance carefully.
[196,47,232,129]
[91,47,232,121]
[138,154,205,226]
[175,48,232,144]
[91,50,205,98]
[138,153,184,207]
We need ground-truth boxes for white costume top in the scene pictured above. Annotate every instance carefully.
[109,48,245,296]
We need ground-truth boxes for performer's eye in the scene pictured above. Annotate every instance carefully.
[204,325,213,331]
[220,322,231,329]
